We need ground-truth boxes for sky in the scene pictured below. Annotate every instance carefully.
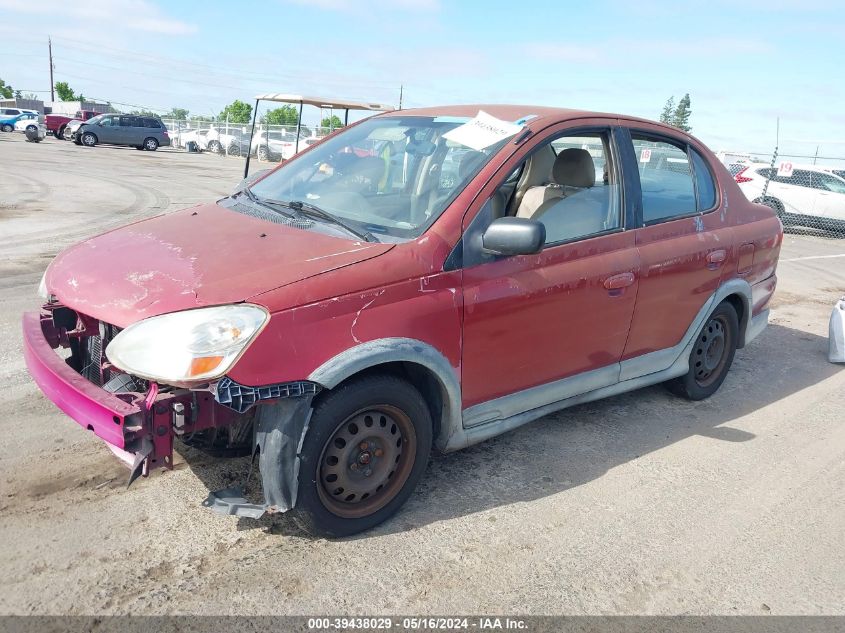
[1,0,843,159]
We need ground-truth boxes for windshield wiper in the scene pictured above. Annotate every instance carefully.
[280,199,377,243]
[237,187,295,219]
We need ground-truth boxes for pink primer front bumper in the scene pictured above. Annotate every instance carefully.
[22,311,141,450]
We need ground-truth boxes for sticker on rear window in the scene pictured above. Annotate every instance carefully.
[640,148,652,163]
[777,161,794,177]
[442,110,523,151]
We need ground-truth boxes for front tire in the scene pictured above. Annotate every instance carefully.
[257,145,270,161]
[290,375,432,538]
[81,132,97,147]
[667,301,738,400]
[1,124,13,132]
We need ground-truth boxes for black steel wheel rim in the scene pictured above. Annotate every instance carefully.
[693,314,731,387]
[317,405,417,519]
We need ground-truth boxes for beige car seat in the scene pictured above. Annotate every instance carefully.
[516,148,595,219]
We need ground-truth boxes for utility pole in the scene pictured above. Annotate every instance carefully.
[48,36,55,102]
[398,84,403,110]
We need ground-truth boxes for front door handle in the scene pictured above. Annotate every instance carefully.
[706,249,727,269]
[603,272,636,291]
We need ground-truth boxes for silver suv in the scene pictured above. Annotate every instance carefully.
[75,114,171,151]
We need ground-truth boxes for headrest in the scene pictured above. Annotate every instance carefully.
[552,148,595,188]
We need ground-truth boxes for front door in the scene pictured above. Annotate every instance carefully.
[96,115,119,143]
[460,126,640,421]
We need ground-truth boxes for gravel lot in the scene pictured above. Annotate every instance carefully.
[0,132,843,616]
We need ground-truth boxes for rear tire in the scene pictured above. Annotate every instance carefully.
[289,374,433,538]
[57,125,67,140]
[257,145,270,161]
[667,301,738,400]
[1,124,13,132]
[143,137,159,151]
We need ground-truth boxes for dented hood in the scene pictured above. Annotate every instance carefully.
[46,203,394,328]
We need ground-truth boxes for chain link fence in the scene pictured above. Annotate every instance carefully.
[160,118,341,163]
[725,152,845,238]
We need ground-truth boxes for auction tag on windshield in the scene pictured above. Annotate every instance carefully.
[777,161,794,177]
[443,110,523,151]
[639,148,652,163]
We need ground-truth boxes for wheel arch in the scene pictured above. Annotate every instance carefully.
[723,291,749,348]
[308,338,462,453]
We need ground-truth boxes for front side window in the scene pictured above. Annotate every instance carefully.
[100,116,115,127]
[517,132,621,244]
[631,135,696,223]
[816,173,845,194]
[248,115,509,240]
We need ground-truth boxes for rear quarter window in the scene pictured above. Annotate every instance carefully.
[691,149,717,210]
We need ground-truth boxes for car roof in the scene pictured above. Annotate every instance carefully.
[380,104,691,137]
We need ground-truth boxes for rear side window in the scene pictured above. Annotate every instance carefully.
[631,135,696,223]
[690,149,717,210]
[143,117,162,128]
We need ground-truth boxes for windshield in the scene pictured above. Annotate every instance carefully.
[248,115,508,240]
[86,115,104,125]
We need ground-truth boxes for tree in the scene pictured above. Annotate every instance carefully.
[658,94,692,132]
[0,78,13,99]
[55,81,84,102]
[166,107,189,120]
[321,115,344,130]
[131,109,160,117]
[659,96,675,125]
[265,105,299,126]
[673,93,692,132]
[219,99,252,124]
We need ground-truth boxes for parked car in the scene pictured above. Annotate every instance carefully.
[14,113,46,141]
[0,110,38,132]
[251,130,304,161]
[46,109,100,140]
[0,107,38,131]
[25,105,782,537]
[75,114,170,150]
[1,107,37,117]
[734,162,845,230]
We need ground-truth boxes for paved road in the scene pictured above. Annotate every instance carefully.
[0,133,842,615]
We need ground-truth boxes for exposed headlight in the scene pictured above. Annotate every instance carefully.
[37,271,48,299]
[105,304,268,384]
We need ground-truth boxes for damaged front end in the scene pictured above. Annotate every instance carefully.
[23,302,320,516]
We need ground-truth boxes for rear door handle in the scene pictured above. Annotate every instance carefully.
[706,249,727,269]
[603,272,636,291]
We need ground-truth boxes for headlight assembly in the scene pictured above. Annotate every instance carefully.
[105,304,268,384]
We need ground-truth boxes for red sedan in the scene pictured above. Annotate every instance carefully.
[24,105,782,537]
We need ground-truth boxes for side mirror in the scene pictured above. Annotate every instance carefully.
[481,217,546,256]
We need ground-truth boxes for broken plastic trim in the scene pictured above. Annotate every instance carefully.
[204,393,317,519]
[214,376,321,413]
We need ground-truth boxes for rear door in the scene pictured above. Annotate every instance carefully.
[619,128,728,370]
[118,115,142,145]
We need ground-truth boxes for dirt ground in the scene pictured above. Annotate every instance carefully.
[0,132,843,616]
